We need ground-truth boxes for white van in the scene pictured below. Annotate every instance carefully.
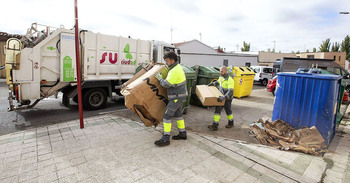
[251,66,273,86]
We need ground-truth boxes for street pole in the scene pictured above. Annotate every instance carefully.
[74,0,84,129]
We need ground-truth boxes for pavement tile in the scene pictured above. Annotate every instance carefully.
[0,175,18,183]
[37,172,58,183]
[18,169,39,182]
[301,158,327,183]
[57,166,76,179]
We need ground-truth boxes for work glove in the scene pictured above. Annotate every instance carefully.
[154,72,162,81]
[217,96,225,102]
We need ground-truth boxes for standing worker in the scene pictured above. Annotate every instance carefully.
[154,52,188,146]
[207,66,234,131]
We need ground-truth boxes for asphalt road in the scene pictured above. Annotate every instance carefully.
[0,81,126,136]
[0,81,267,136]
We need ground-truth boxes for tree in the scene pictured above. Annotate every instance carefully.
[313,48,317,52]
[241,41,250,52]
[319,38,331,52]
[341,35,350,60]
[331,42,340,52]
[306,49,310,53]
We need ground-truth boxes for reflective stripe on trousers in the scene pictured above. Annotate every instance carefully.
[213,99,233,123]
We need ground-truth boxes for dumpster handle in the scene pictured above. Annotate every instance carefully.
[296,68,321,74]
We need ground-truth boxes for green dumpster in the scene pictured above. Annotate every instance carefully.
[181,65,196,114]
[190,65,221,107]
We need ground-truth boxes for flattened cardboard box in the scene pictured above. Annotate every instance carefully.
[196,85,225,106]
[121,64,168,127]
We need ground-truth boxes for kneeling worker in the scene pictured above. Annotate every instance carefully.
[154,52,188,146]
[207,66,234,131]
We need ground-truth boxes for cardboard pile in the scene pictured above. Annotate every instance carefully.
[250,118,327,156]
[195,85,225,106]
[121,64,168,127]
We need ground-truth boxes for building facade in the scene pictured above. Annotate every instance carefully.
[175,40,258,67]
[259,51,347,69]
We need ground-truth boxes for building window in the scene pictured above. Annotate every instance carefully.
[334,56,336,61]
[307,55,314,59]
[339,56,341,61]
[223,59,228,66]
[245,62,251,67]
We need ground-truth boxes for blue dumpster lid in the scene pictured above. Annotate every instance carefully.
[277,72,342,80]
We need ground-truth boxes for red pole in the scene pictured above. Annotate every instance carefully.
[74,0,84,128]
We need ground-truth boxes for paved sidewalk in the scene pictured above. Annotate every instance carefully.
[0,114,349,183]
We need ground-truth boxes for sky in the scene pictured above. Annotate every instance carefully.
[1,0,350,53]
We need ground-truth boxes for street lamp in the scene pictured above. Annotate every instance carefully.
[340,12,349,14]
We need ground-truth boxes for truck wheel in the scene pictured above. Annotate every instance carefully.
[72,95,78,103]
[83,88,107,110]
[261,79,268,86]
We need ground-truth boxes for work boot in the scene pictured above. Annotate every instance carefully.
[172,131,187,140]
[226,120,234,128]
[154,134,170,147]
[208,123,218,131]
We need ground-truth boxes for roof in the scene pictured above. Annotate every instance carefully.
[173,39,218,53]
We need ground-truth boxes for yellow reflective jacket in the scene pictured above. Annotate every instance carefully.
[159,62,188,100]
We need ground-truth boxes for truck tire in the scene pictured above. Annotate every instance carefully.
[83,88,107,110]
[261,79,268,86]
[72,95,78,103]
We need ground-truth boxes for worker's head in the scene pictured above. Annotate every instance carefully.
[163,52,178,67]
[220,66,228,76]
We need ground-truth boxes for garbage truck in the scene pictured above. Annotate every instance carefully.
[5,23,180,111]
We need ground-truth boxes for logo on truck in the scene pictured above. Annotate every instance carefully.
[99,43,137,65]
[100,52,118,64]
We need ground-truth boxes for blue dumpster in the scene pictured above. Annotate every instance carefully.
[272,69,342,146]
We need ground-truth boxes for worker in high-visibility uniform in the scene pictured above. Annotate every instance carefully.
[154,52,188,146]
[207,66,234,130]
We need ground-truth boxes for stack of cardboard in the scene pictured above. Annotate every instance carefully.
[251,118,327,156]
[121,64,168,127]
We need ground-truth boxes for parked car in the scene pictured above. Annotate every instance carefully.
[266,75,277,96]
[251,66,273,86]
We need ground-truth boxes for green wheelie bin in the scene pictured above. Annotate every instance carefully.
[181,65,196,114]
[190,65,221,107]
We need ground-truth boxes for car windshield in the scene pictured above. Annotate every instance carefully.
[252,67,260,73]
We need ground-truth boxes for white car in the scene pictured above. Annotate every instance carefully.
[251,66,273,86]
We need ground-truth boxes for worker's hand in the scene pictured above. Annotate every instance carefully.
[217,96,225,102]
[207,82,213,86]
[154,72,162,81]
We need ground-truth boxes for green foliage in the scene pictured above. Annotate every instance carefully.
[241,41,250,52]
[319,38,331,52]
[341,35,350,60]
[331,42,340,52]
[313,48,317,52]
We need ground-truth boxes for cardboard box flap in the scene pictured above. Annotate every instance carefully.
[134,105,158,127]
